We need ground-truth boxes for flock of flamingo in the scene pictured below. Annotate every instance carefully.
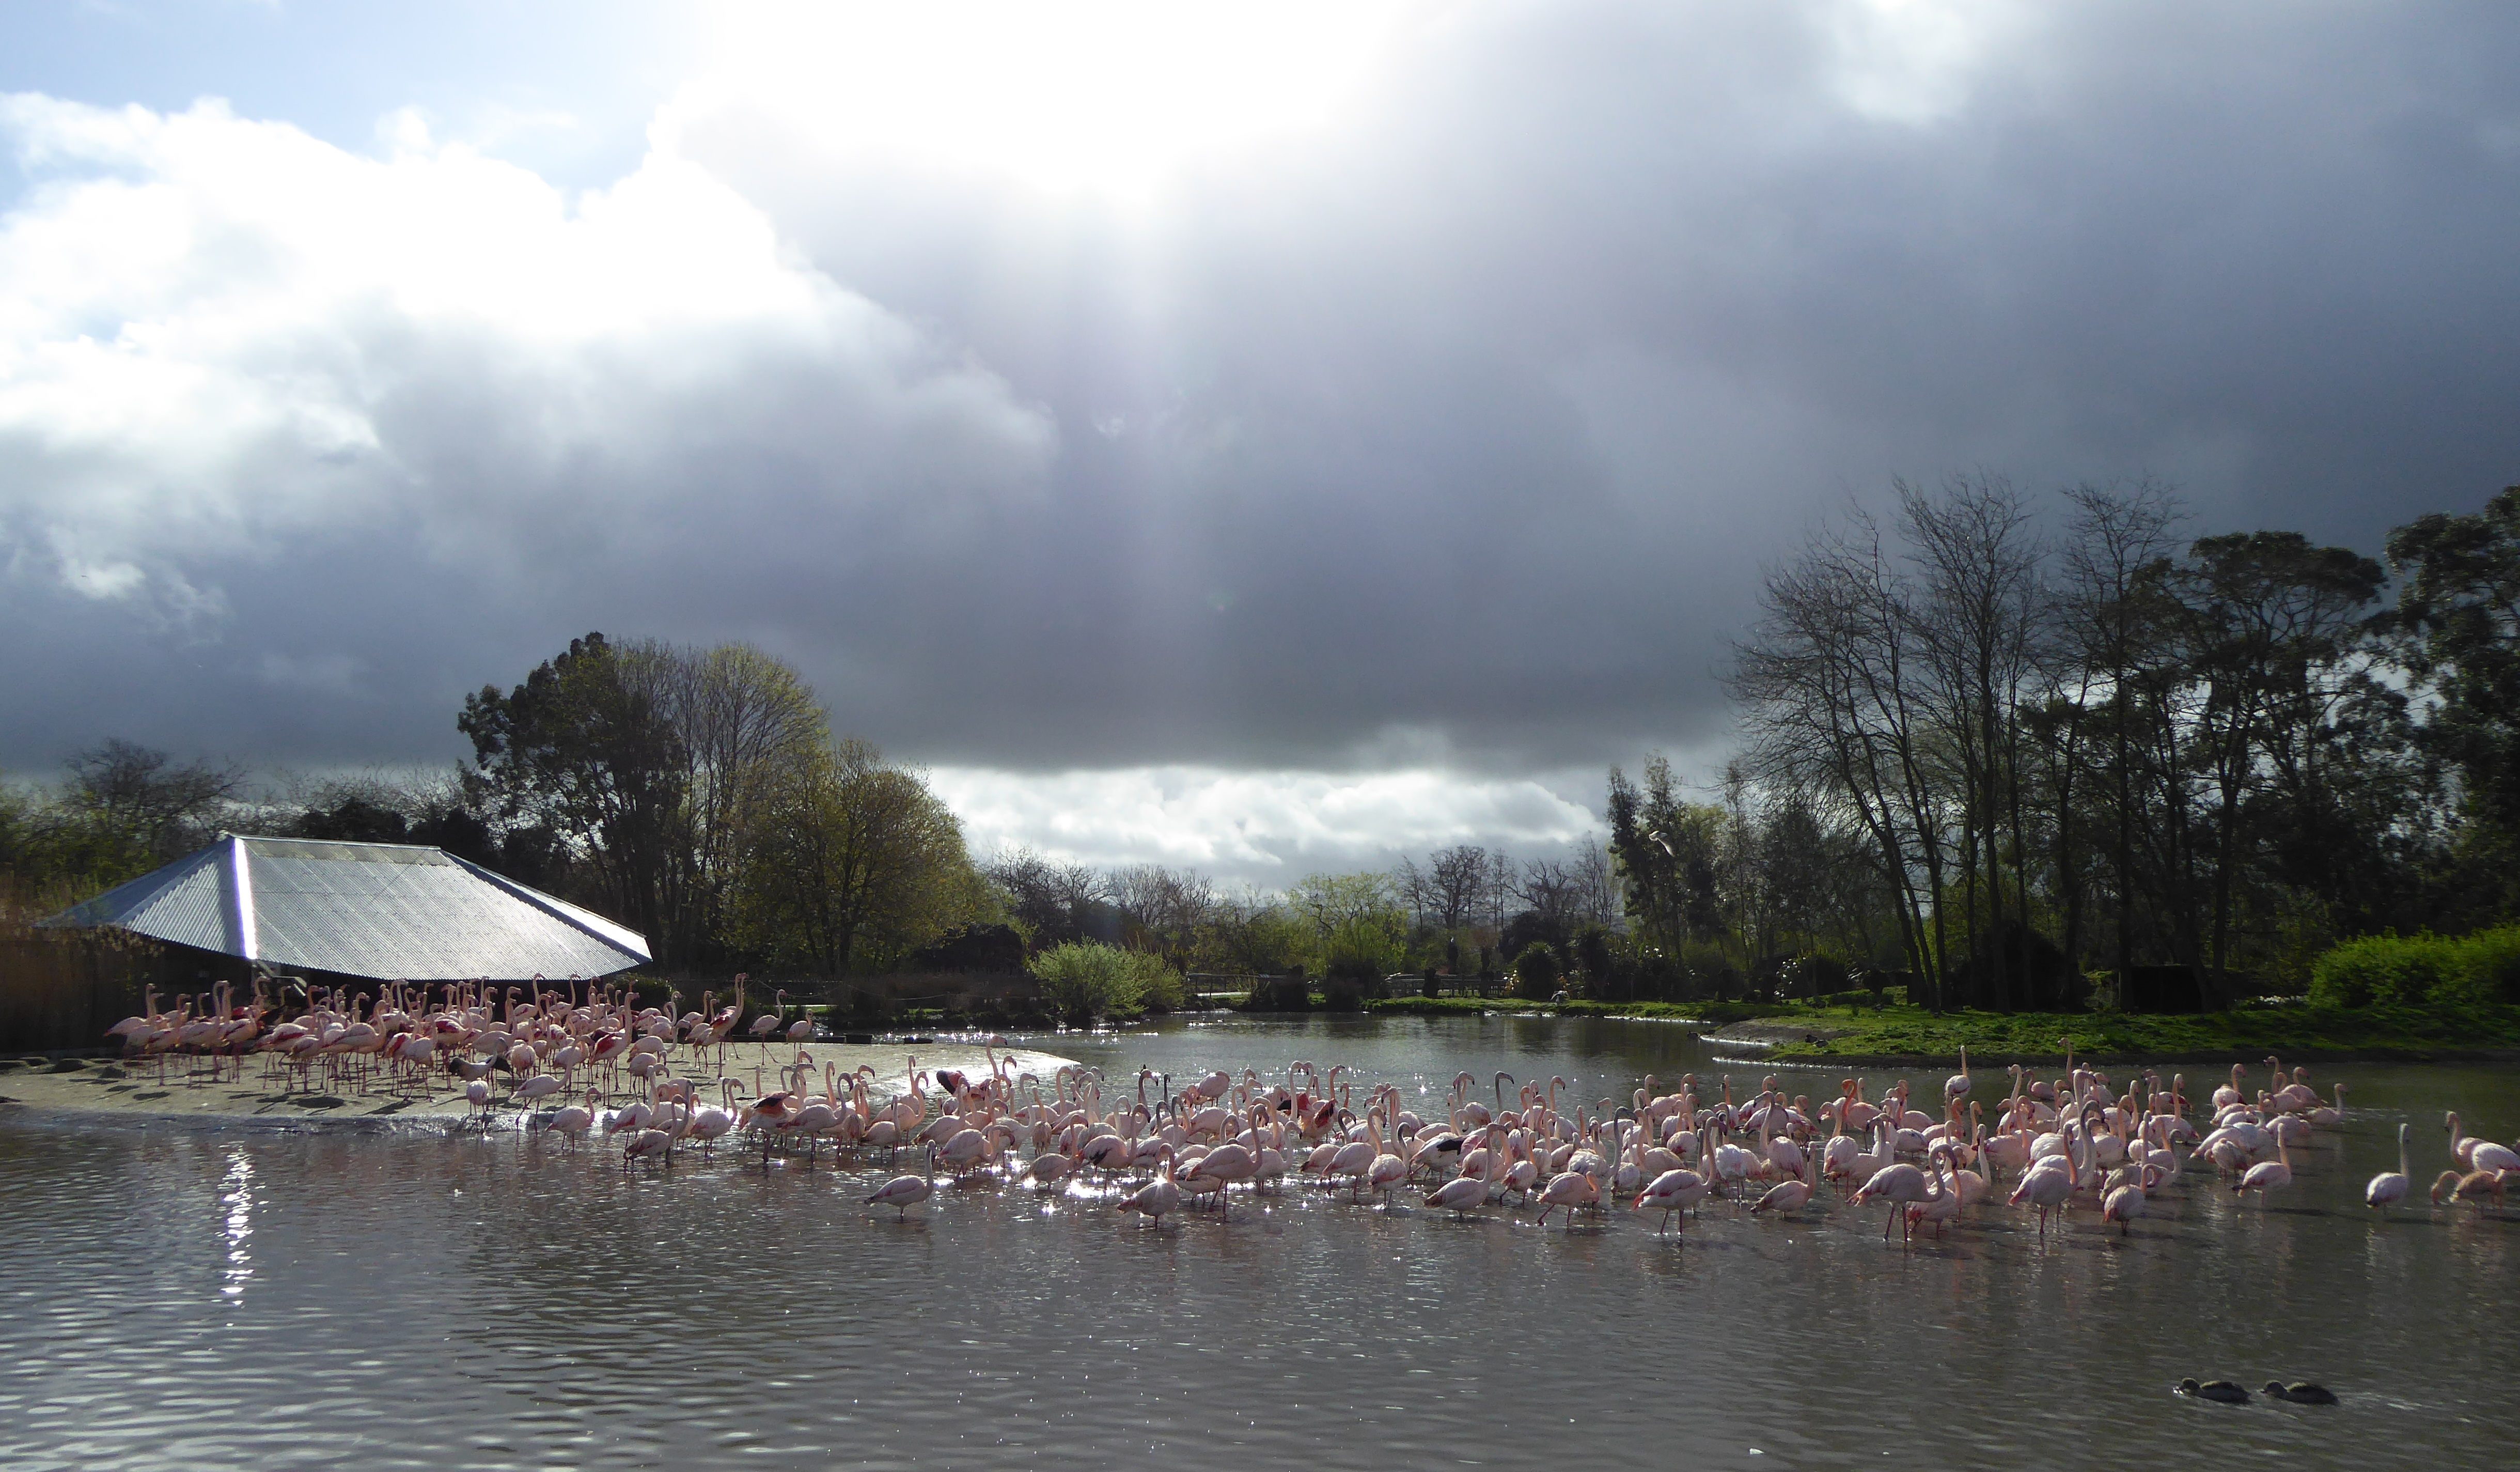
[103,982,2520,1241]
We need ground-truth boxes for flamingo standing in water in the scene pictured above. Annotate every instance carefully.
[2366,1123,2411,1216]
[1118,1146,1183,1227]
[1639,1136,1715,1231]
[866,1147,940,1219]
[2235,1134,2293,1207]
[2100,1159,2148,1236]
[1424,1127,1502,1217]
[549,1086,597,1148]
[2446,1112,2520,1177]
[1533,1167,1600,1228]
[1905,1143,1965,1241]
[2008,1105,2094,1238]
[1851,1123,1930,1242]
[2431,1167,2511,1214]
[688,1081,739,1159]
[1748,1169,1813,1219]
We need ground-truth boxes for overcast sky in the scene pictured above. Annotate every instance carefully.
[3,1,2515,884]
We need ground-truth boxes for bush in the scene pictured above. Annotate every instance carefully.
[1242,968,1311,1011]
[1323,915,1405,981]
[1027,941,1183,1022]
[1510,942,1560,1000]
[2308,927,2520,1009]
[1319,952,1386,1012]
[2456,926,2520,1005]
[1134,953,1186,1013]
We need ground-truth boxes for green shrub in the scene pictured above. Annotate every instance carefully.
[1132,951,1187,1013]
[1510,942,1560,1000]
[1027,941,1183,1022]
[1323,915,1405,981]
[2454,925,2520,1005]
[2310,934,2450,1006]
[2308,928,2520,1009]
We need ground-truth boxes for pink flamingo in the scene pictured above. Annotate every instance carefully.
[1117,1145,1182,1227]
[1533,1167,1599,1228]
[1851,1122,1930,1242]
[2235,1135,2292,1206]
[866,1147,940,1219]
[549,1086,596,1148]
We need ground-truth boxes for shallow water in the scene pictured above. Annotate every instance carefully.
[2,1014,2515,1472]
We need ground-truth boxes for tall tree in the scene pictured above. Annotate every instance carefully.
[734,738,989,975]
[1903,475,2044,1009]
[2057,482,2185,1000]
[2389,487,2520,868]
[2179,532,2387,1003]
[983,847,1109,948]
[460,633,688,957]
[1106,864,1217,967]
[1731,513,1954,1006]
[649,640,826,967]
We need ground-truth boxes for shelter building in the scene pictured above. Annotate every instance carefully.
[41,833,649,989]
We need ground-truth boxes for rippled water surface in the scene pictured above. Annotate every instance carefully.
[4,1014,2517,1471]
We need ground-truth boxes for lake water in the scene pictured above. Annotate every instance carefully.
[3,1013,2514,1471]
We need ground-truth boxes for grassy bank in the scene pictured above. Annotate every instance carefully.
[1761,1002,2520,1063]
[1355,994,2520,1063]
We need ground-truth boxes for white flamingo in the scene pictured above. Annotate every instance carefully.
[2366,1122,2411,1215]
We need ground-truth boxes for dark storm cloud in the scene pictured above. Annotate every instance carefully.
[4,2,2517,783]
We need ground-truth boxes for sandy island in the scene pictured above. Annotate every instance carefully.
[0,1037,1078,1130]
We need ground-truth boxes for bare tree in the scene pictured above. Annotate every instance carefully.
[1903,476,2046,1008]
[64,739,246,861]
[1731,509,1955,1006]
[2057,479,2187,998]
[1568,836,1619,929]
[1483,849,1515,936]
[1516,842,1620,933]
[1106,863,1217,962]
[983,846,1106,946]
[1429,844,1492,932]
[1391,855,1431,934]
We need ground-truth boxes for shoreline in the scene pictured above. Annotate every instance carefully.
[1703,1027,2520,1068]
[0,1038,1077,1132]
[1365,993,2520,1067]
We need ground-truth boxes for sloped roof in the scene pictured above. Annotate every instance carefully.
[44,834,649,981]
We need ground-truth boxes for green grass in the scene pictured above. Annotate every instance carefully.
[1356,994,2520,1061]
[1759,1001,2520,1063]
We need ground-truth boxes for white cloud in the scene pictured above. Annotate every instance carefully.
[927,763,1603,886]
[1822,0,2031,125]
[0,91,1057,610]
[676,1,1414,204]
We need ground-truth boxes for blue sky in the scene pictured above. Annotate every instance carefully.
[2,2,683,193]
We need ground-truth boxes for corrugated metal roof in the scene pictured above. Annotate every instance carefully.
[44,834,649,981]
